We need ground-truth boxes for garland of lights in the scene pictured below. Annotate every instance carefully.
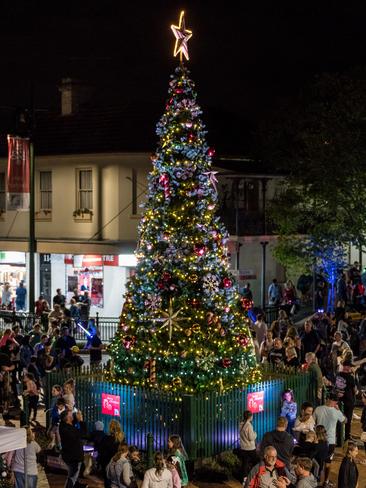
[108,12,260,393]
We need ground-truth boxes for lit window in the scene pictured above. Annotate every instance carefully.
[77,169,93,209]
[39,171,52,210]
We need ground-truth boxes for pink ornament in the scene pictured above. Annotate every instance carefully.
[194,244,206,257]
[123,335,136,350]
[159,174,171,199]
[223,277,232,288]
[208,147,216,157]
[222,358,231,368]
[237,334,250,347]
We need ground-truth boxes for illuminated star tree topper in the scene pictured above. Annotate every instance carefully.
[171,10,193,61]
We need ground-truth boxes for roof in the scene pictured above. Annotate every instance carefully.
[0,87,257,159]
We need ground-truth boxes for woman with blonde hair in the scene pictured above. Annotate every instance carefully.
[12,426,41,488]
[106,444,134,488]
[99,420,126,488]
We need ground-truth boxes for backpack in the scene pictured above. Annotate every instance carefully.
[106,459,128,488]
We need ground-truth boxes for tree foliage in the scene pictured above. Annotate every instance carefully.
[259,69,366,271]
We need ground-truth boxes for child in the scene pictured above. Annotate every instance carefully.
[23,372,39,422]
[280,389,297,434]
[62,379,75,411]
[48,397,66,450]
[166,455,182,488]
[168,435,188,487]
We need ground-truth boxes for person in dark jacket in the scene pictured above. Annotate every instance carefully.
[89,420,106,454]
[293,431,318,459]
[260,417,294,468]
[98,419,125,488]
[59,409,84,488]
[338,441,359,488]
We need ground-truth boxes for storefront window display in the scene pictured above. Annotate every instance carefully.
[0,252,26,306]
[66,255,104,308]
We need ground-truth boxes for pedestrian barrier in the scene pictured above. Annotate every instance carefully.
[46,364,313,459]
[0,311,119,343]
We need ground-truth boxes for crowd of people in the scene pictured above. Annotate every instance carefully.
[1,281,27,312]
[0,287,104,425]
[3,270,366,487]
[240,393,366,487]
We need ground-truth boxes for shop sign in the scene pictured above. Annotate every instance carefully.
[67,255,119,267]
[0,252,26,264]
[247,391,264,414]
[239,269,257,280]
[101,393,120,416]
[103,255,119,266]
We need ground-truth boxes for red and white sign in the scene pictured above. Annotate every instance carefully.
[247,391,264,414]
[101,393,120,416]
[65,255,119,267]
[6,135,30,211]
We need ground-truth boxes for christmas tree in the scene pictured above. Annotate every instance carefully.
[109,12,259,393]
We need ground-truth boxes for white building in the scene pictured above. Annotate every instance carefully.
[0,79,286,315]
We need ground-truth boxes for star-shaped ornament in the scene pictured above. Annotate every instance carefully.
[150,299,188,340]
[204,171,219,193]
[171,11,192,61]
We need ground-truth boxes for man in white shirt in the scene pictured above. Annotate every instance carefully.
[314,394,346,485]
[253,313,268,346]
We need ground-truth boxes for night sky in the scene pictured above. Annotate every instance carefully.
[0,1,365,153]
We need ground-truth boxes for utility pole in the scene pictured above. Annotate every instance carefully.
[29,139,35,312]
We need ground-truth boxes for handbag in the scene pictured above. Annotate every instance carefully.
[360,431,366,442]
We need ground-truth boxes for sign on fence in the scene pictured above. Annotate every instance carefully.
[247,391,264,413]
[102,393,120,416]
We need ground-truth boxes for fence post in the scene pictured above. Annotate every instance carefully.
[182,395,197,460]
[146,433,154,468]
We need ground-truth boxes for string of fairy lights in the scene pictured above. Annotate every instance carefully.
[108,12,260,393]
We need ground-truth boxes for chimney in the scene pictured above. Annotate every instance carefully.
[59,78,92,116]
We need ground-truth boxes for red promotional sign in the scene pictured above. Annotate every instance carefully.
[7,135,30,211]
[247,391,264,414]
[101,393,120,416]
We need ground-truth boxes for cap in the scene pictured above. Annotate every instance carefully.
[71,345,80,353]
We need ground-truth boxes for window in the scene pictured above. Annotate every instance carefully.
[77,169,93,209]
[0,173,5,210]
[39,171,52,210]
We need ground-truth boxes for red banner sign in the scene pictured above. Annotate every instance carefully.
[6,135,30,211]
[101,393,120,416]
[66,255,120,267]
[247,391,264,414]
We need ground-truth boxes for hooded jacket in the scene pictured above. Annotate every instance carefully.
[245,459,295,488]
[260,429,294,467]
[296,473,317,488]
[141,467,173,488]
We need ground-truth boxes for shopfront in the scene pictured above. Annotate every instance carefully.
[40,253,137,317]
[0,252,27,307]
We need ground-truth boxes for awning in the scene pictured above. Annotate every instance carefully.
[0,426,26,453]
